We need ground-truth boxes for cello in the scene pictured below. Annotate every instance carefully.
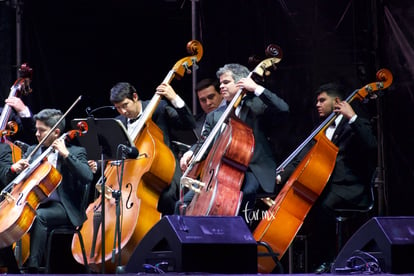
[0,63,33,162]
[71,40,203,273]
[181,44,282,216]
[0,96,86,248]
[253,69,393,273]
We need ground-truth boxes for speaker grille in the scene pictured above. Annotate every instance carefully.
[126,215,258,273]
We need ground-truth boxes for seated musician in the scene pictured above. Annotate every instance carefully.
[192,78,225,138]
[109,82,196,215]
[10,108,94,273]
[179,63,289,226]
[0,143,21,273]
[278,82,377,272]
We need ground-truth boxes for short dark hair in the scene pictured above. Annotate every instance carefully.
[34,108,65,131]
[196,78,219,93]
[110,82,137,103]
[315,82,346,100]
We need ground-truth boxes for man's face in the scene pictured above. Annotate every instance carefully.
[113,93,140,119]
[316,91,336,118]
[197,85,223,114]
[35,120,58,147]
[219,72,239,102]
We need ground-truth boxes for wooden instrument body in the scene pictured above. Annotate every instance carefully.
[185,117,254,216]
[254,133,337,272]
[0,161,62,248]
[72,120,175,272]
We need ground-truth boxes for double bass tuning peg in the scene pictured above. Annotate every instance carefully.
[182,63,192,74]
[183,62,198,75]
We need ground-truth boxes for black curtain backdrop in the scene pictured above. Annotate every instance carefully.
[0,0,413,216]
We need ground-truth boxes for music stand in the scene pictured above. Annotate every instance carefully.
[71,117,134,273]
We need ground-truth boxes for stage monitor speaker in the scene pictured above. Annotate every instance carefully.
[332,216,414,274]
[125,215,257,274]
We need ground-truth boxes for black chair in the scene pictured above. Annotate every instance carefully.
[42,183,91,273]
[333,179,376,254]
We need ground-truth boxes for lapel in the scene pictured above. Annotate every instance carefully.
[239,104,249,121]
[331,117,347,144]
[238,95,252,121]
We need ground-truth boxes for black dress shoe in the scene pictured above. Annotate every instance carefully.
[314,262,332,274]
[27,266,39,274]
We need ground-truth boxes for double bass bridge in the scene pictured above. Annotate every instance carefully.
[181,176,205,193]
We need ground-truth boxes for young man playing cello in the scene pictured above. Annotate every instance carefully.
[10,108,93,273]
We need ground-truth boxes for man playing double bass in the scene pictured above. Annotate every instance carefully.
[10,108,93,273]
[278,82,377,272]
[179,63,289,225]
[109,82,196,215]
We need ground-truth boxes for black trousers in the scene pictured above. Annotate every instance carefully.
[26,201,71,268]
[0,245,20,273]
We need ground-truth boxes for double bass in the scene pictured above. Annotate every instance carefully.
[71,40,203,273]
[0,63,33,162]
[0,63,33,265]
[181,44,282,216]
[253,69,393,273]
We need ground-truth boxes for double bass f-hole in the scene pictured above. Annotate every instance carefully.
[125,183,133,209]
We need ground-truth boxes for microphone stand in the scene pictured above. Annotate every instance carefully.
[112,146,126,274]
[71,117,134,274]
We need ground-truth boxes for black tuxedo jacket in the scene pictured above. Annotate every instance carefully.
[281,112,377,209]
[324,115,377,208]
[22,144,94,227]
[116,99,196,148]
[0,143,14,188]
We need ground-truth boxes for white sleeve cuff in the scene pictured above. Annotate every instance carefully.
[18,106,31,118]
[171,95,185,108]
[349,114,358,124]
[254,85,265,96]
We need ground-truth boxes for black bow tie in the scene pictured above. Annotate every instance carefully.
[128,116,140,124]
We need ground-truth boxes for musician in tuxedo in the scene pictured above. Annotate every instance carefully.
[109,82,196,215]
[279,82,377,272]
[11,108,93,273]
[193,78,225,138]
[170,78,225,161]
[179,63,289,221]
[0,143,21,273]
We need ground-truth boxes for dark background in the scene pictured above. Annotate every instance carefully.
[0,0,413,229]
